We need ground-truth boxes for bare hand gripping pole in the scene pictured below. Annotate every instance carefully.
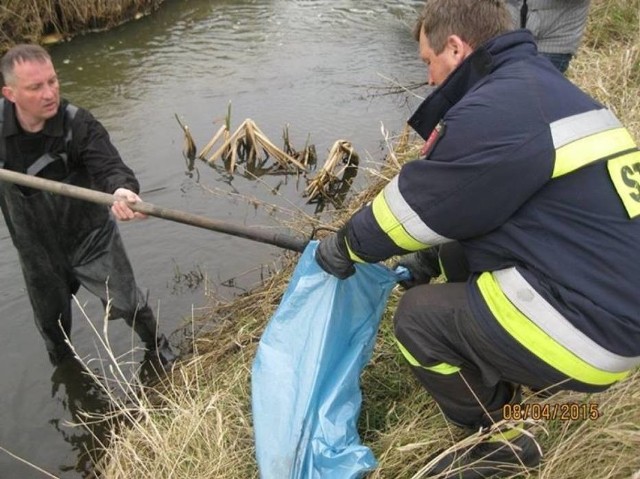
[0,169,309,253]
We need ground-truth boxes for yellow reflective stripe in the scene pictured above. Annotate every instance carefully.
[477,272,630,386]
[344,240,365,263]
[607,150,640,219]
[487,423,524,443]
[372,191,429,251]
[553,127,636,178]
[394,338,461,375]
[426,362,462,375]
[438,256,447,282]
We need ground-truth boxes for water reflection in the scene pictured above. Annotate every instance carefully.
[49,358,111,477]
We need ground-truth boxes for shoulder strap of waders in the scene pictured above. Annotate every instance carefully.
[25,103,79,176]
[0,101,5,167]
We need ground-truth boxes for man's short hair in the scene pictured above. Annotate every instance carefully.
[1,44,52,86]
[414,0,513,53]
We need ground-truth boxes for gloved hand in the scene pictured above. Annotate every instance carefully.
[315,231,355,279]
[395,248,441,290]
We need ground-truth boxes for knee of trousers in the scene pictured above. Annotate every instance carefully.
[392,289,449,362]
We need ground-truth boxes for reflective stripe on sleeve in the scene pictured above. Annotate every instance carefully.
[477,268,635,386]
[371,176,451,252]
[551,109,636,178]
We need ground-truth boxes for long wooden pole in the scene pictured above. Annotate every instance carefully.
[0,169,309,253]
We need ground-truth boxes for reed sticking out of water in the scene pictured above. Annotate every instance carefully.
[0,0,165,54]
[304,139,359,206]
[176,105,318,178]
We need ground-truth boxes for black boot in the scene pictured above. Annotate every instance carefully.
[145,334,178,370]
[424,428,541,478]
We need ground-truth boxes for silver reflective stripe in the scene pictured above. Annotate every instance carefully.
[550,108,621,148]
[26,104,78,176]
[494,267,640,373]
[383,175,451,246]
[26,153,65,176]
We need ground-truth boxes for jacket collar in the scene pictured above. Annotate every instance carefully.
[1,98,67,138]
[408,29,537,140]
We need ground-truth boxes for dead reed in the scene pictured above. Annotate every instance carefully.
[0,0,164,54]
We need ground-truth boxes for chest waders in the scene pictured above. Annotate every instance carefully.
[0,102,168,365]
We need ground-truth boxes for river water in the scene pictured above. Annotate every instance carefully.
[0,0,426,477]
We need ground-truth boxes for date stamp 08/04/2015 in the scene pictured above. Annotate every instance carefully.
[502,402,601,421]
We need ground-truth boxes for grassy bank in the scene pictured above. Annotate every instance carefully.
[91,0,640,477]
[0,0,165,55]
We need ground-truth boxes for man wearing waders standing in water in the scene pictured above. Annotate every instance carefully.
[0,44,176,368]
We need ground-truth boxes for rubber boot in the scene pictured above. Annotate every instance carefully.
[113,303,179,370]
[424,427,541,478]
[145,334,178,369]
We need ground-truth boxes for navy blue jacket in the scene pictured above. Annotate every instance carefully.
[342,30,640,363]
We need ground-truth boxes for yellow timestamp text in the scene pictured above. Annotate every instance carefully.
[502,402,600,421]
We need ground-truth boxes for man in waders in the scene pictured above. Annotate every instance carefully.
[0,44,176,368]
[316,0,640,477]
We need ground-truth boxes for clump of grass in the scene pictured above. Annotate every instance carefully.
[537,372,640,479]
[93,269,294,478]
[570,0,640,133]
[0,0,165,55]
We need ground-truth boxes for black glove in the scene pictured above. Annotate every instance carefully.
[395,248,441,289]
[315,230,355,279]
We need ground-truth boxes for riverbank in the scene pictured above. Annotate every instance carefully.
[89,0,640,477]
[0,0,165,55]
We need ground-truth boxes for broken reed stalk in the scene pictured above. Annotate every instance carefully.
[304,140,359,202]
[201,119,307,173]
[175,114,197,169]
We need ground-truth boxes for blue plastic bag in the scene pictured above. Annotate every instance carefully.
[251,241,403,479]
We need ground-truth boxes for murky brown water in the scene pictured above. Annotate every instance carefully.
[0,0,426,476]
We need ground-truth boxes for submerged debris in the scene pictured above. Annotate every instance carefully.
[175,108,361,210]
[173,104,315,177]
[198,118,310,175]
[304,140,359,207]
[175,114,197,167]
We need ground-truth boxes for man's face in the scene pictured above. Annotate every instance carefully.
[2,57,60,130]
[418,28,464,86]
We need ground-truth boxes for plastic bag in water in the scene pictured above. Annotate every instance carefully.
[251,241,403,479]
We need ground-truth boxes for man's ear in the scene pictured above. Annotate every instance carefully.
[2,85,15,102]
[446,34,473,64]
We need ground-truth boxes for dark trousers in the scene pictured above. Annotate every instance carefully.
[393,243,606,429]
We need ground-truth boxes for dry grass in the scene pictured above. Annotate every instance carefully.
[0,0,164,55]
[81,0,640,477]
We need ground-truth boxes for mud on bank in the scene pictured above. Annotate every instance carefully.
[0,0,166,55]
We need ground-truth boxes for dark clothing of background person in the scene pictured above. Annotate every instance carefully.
[506,0,592,73]
[0,98,172,366]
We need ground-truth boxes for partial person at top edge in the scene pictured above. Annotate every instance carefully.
[506,0,592,73]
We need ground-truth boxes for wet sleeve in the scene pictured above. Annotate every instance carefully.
[73,109,140,194]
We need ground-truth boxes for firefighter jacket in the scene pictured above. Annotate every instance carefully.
[341,29,640,387]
